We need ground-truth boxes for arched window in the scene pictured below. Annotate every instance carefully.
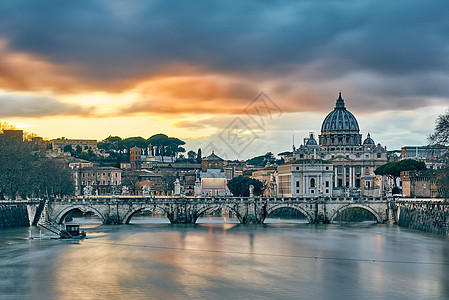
[310,178,316,188]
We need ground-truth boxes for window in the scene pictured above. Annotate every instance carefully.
[296,181,300,187]
[326,189,329,193]
[310,178,316,188]
[377,153,381,158]
[325,166,329,170]
[355,179,361,188]
[326,181,329,187]
[338,166,342,174]
[311,190,314,194]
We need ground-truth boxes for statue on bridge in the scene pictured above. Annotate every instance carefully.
[83,185,93,197]
[249,184,254,197]
[122,186,129,195]
[142,185,151,197]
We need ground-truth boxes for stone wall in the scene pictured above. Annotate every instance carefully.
[397,201,449,235]
[0,204,30,229]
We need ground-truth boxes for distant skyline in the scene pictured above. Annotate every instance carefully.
[0,1,448,159]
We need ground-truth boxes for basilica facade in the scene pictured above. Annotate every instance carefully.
[285,93,388,197]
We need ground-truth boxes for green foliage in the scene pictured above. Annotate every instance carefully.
[278,151,292,157]
[227,176,263,197]
[374,159,426,184]
[247,152,275,166]
[187,150,196,161]
[196,148,202,163]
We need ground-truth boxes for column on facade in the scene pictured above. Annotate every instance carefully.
[349,166,353,188]
[303,174,306,195]
[334,166,338,188]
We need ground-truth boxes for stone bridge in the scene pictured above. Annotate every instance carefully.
[41,196,393,225]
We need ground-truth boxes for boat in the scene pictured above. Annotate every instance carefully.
[60,223,87,239]
[31,221,87,240]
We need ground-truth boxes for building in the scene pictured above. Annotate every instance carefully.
[401,170,439,198]
[73,166,122,196]
[277,159,334,197]
[51,137,97,151]
[0,129,23,143]
[401,145,447,170]
[288,93,388,196]
[199,151,230,196]
[251,166,277,196]
[130,146,142,169]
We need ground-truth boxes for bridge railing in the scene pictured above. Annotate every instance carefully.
[53,195,390,204]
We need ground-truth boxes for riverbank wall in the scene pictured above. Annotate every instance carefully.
[396,200,449,236]
[0,203,30,229]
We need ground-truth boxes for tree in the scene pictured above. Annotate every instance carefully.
[63,145,73,153]
[187,150,196,162]
[227,176,263,197]
[374,159,426,187]
[196,148,202,163]
[429,110,449,198]
[247,152,276,167]
[0,137,74,199]
[429,110,449,145]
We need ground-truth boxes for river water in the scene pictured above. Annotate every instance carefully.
[1,217,448,299]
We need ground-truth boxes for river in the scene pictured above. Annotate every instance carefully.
[1,217,448,299]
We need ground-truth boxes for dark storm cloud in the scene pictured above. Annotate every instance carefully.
[0,0,448,110]
[0,94,92,117]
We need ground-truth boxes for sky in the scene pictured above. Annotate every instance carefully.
[0,0,448,159]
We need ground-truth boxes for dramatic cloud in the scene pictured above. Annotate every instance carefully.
[0,1,447,155]
[0,93,92,117]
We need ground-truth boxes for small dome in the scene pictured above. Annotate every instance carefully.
[305,133,318,147]
[321,93,360,132]
[363,133,375,145]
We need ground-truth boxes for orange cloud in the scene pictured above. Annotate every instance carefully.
[0,39,87,93]
[121,74,258,115]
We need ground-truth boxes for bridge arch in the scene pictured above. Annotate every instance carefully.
[329,204,382,224]
[122,205,171,224]
[194,204,243,224]
[265,204,313,223]
[55,205,105,224]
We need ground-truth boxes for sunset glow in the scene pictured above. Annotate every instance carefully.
[0,1,448,158]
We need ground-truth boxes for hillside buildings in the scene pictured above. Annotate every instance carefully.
[51,137,97,151]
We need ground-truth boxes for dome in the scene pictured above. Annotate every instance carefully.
[363,133,375,145]
[321,93,360,132]
[305,133,318,147]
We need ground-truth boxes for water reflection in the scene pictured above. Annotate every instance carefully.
[1,222,449,299]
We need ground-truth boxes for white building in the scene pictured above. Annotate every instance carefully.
[277,159,334,197]
[287,93,388,197]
